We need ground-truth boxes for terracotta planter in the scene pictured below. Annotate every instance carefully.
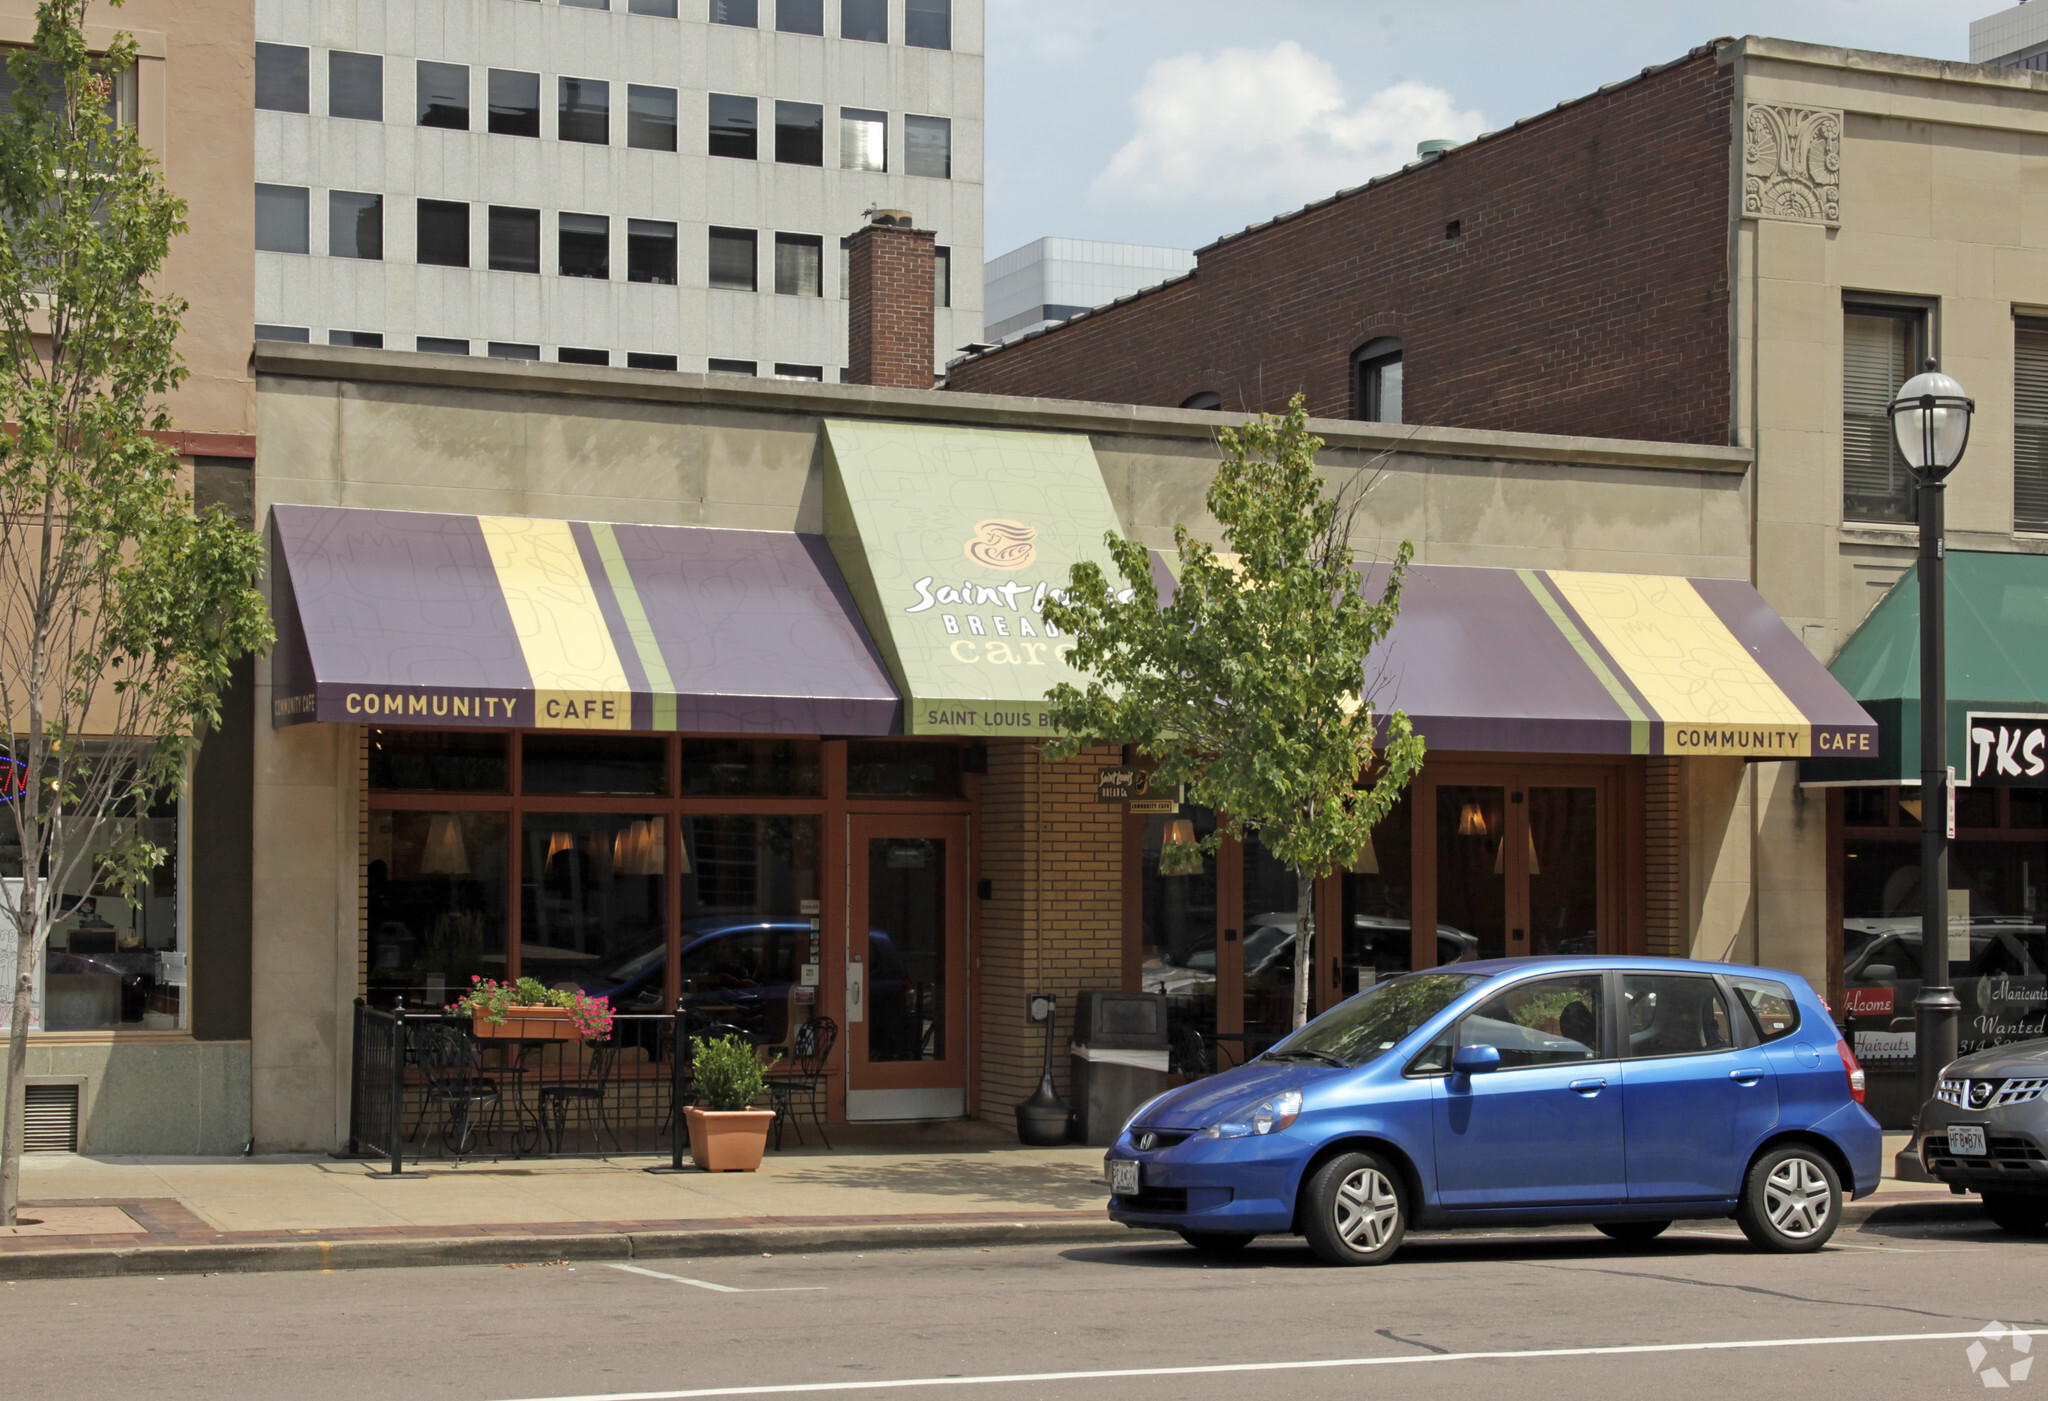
[472,1006,581,1040]
[685,1107,777,1172]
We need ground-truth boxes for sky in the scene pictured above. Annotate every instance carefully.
[981,0,1984,261]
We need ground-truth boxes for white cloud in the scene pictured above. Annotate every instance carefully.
[1088,40,1487,219]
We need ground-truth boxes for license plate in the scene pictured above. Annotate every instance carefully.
[1949,1125,1989,1157]
[1109,1159,1140,1196]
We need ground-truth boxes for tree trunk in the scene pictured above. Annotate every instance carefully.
[2,916,33,1227]
[1292,865,1315,1031]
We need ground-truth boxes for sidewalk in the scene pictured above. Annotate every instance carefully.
[0,1126,1977,1280]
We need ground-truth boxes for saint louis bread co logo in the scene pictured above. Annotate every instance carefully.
[1967,1321,2034,1388]
[964,519,1037,571]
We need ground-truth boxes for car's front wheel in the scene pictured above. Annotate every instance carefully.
[1300,1151,1406,1266]
[1982,1193,2048,1233]
[1178,1230,1255,1254]
[1597,1220,1671,1243]
[1735,1144,1841,1252]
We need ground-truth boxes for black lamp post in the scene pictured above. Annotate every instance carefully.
[1886,360,1974,1111]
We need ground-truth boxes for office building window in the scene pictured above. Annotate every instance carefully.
[488,343,541,361]
[559,213,610,279]
[904,114,950,178]
[627,219,678,284]
[255,184,309,254]
[417,199,470,268]
[488,205,541,273]
[418,336,469,355]
[774,363,824,381]
[562,0,608,8]
[906,0,951,49]
[1351,338,1401,424]
[255,324,310,342]
[709,358,757,375]
[329,51,382,121]
[839,235,850,300]
[777,0,822,32]
[1843,306,1924,524]
[329,191,383,260]
[255,43,308,113]
[2015,320,2048,533]
[1181,391,1223,411]
[559,77,609,145]
[709,0,756,25]
[488,69,541,137]
[330,330,384,348]
[627,352,678,370]
[709,227,757,291]
[775,100,823,166]
[417,61,469,129]
[841,0,886,42]
[934,244,950,308]
[841,108,885,171]
[627,85,677,151]
[629,0,678,13]
[709,94,758,159]
[559,347,609,364]
[774,233,823,296]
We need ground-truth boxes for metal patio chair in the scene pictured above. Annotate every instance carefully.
[770,1015,838,1150]
[536,1032,622,1156]
[411,1021,500,1161]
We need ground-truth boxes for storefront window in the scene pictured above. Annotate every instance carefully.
[522,734,667,794]
[846,741,963,798]
[1241,830,1300,1058]
[677,815,820,1044]
[366,811,508,1007]
[522,812,666,1001]
[1139,808,1217,1076]
[1338,791,1417,994]
[1438,786,1507,960]
[368,729,508,791]
[678,738,821,795]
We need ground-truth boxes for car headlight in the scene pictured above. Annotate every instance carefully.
[1196,1088,1302,1140]
[1120,1091,1171,1140]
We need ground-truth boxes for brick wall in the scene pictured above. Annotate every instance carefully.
[976,739,1125,1119]
[947,50,1736,447]
[848,221,937,390]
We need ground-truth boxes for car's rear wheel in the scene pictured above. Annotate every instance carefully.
[1300,1150,1406,1266]
[1596,1220,1671,1243]
[1735,1144,1841,1252]
[1178,1230,1255,1254]
[1982,1193,2048,1233]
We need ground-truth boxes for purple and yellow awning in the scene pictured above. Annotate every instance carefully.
[269,505,900,733]
[1365,564,1877,758]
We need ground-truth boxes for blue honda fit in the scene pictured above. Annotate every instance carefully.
[1105,956,1882,1265]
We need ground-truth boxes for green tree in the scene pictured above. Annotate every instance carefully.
[1044,395,1425,1034]
[0,1,271,1224]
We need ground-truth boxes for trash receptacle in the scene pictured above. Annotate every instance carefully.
[1070,990,1171,1147]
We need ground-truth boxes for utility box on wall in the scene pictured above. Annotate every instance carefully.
[1069,990,1170,1147]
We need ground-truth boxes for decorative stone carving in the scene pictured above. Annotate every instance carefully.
[1743,104,1842,227]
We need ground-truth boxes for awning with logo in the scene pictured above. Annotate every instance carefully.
[821,419,1128,736]
[268,504,901,733]
[1802,550,2048,786]
[1359,564,1878,759]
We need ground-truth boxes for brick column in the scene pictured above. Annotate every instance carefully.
[846,210,936,390]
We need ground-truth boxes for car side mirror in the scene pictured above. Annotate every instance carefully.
[1452,1044,1502,1075]
[1860,965,1897,982]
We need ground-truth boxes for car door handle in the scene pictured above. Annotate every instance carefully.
[1729,1068,1765,1084]
[1568,1077,1607,1095]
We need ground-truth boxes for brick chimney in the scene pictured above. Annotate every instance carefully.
[847,209,935,389]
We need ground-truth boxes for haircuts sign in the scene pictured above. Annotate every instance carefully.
[1965,713,2048,787]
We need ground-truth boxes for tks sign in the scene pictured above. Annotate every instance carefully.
[1967,713,2048,788]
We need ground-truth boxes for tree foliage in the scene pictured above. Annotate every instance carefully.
[1043,395,1425,1032]
[0,1,272,1223]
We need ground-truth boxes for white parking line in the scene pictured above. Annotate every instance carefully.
[498,1326,2048,1400]
[603,1264,826,1294]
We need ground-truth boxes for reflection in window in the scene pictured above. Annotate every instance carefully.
[1140,808,1218,1075]
[841,107,886,171]
[22,800,182,1032]
[1241,828,1300,1057]
[675,816,821,1044]
[329,50,383,122]
[841,0,887,42]
[560,212,610,279]
[906,0,951,49]
[867,837,944,1062]
[709,93,758,159]
[488,68,541,137]
[255,42,309,113]
[522,734,666,795]
[328,190,383,260]
[775,232,823,296]
[904,114,951,178]
[777,0,823,33]
[417,60,469,129]
[488,205,540,273]
[709,226,758,291]
[559,76,609,145]
[845,742,961,797]
[627,84,677,151]
[1460,973,1603,1068]
[522,813,665,1004]
[1338,789,1418,995]
[255,184,310,254]
[1351,338,1402,423]
[628,219,677,284]
[775,100,824,165]
[678,739,822,796]
[1623,974,1733,1058]
[367,810,507,1009]
[710,0,757,24]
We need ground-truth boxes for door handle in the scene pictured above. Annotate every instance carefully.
[1729,1068,1765,1084]
[1568,1077,1607,1095]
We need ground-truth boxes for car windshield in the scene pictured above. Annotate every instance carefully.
[1262,971,1491,1068]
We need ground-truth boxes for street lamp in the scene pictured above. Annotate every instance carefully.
[1886,360,1973,1113]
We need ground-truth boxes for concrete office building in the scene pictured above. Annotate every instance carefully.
[1974,2,2048,72]
[251,0,983,379]
[982,237,1194,344]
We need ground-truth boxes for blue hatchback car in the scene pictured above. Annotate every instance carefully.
[1105,956,1882,1265]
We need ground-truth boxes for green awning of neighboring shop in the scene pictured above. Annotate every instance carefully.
[1802,550,2048,785]
[821,419,1129,736]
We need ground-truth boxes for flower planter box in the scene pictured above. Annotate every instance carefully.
[472,1006,581,1040]
[685,1107,777,1172]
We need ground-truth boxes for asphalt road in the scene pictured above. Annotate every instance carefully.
[2,1214,2043,1401]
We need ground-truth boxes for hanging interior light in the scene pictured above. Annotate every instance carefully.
[1493,825,1541,877]
[546,830,575,863]
[420,814,470,876]
[1458,803,1487,837]
[1162,817,1197,851]
[1346,831,1379,876]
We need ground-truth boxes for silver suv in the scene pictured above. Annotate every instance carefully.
[1917,1038,2048,1233]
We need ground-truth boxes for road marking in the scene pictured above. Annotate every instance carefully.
[499,1327,2048,1400]
[603,1264,825,1295]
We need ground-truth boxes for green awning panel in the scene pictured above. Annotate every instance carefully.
[1804,550,2048,785]
[822,419,1127,736]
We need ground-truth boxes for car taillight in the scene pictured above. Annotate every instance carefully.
[1837,1039,1866,1104]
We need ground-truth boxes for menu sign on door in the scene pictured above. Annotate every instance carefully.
[1965,713,2048,787]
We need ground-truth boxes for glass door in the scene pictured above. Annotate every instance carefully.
[1437,785,1510,959]
[845,814,969,1119]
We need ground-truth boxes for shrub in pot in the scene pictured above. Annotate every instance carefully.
[686,1034,781,1172]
